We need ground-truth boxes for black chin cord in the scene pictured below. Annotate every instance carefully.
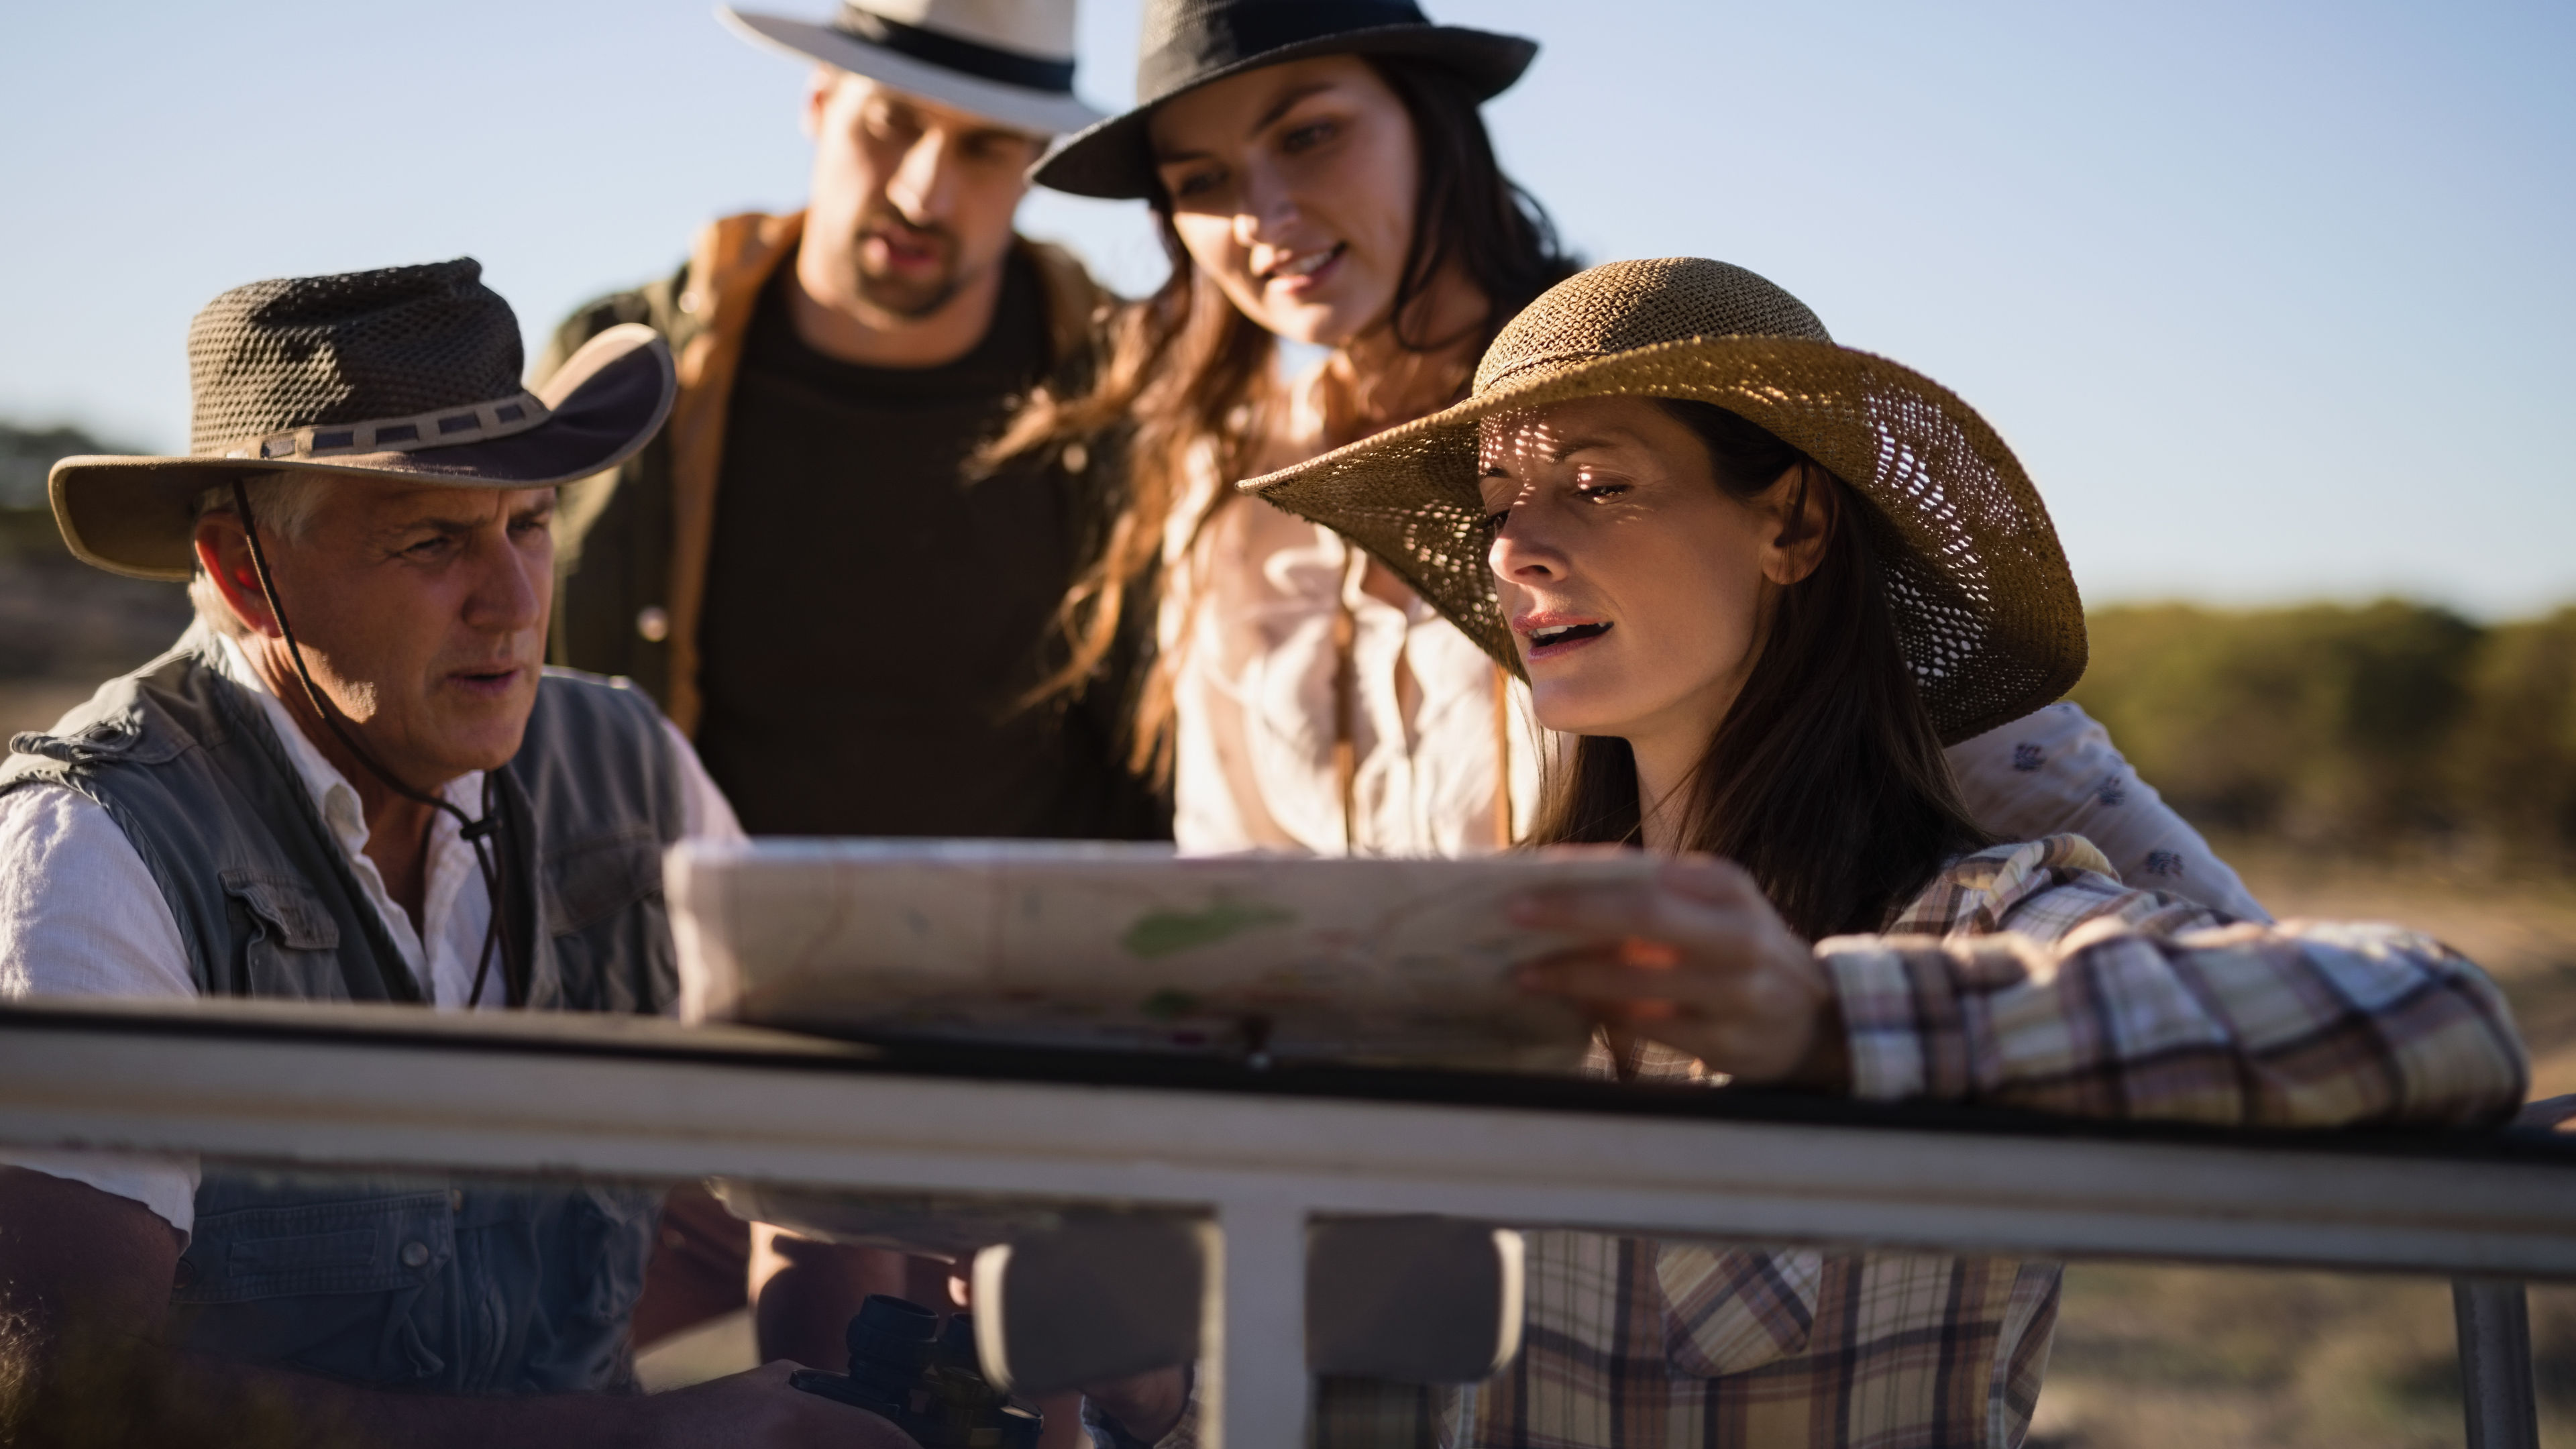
[229,480,518,1008]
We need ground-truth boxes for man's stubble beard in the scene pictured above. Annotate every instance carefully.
[857,264,963,321]
[848,211,973,322]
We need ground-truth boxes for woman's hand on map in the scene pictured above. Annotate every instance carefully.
[1508,856,1849,1089]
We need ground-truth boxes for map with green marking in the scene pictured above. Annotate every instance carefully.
[674,839,1661,1069]
[1121,900,1297,959]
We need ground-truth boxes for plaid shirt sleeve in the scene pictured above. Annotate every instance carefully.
[1821,835,2530,1126]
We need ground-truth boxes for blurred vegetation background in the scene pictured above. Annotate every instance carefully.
[2076,602,2576,869]
[4,416,2573,1446]
[0,422,191,704]
[14,416,2573,869]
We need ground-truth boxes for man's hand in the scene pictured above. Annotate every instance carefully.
[748,1224,947,1370]
[1078,1364,1189,1445]
[1509,856,1849,1089]
[641,1360,920,1448]
[0,1167,181,1343]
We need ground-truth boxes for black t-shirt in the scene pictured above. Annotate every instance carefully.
[692,252,1159,839]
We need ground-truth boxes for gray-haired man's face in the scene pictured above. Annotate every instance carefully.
[193,479,557,788]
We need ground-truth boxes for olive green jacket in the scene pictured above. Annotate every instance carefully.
[534,210,1110,735]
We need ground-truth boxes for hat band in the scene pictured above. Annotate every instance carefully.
[214,390,554,463]
[1137,0,1430,101]
[836,3,1077,95]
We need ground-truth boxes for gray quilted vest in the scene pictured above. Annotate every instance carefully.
[0,627,686,1393]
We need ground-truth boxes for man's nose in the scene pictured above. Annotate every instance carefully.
[886,130,963,224]
[464,528,545,634]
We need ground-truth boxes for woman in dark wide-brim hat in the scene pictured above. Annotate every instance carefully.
[1238,257,2528,1446]
[992,0,1578,861]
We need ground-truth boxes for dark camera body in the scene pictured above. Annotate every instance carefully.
[789,1294,1044,1448]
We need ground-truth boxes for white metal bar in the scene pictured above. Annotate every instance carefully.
[0,1000,2571,1289]
[1209,1196,1308,1449]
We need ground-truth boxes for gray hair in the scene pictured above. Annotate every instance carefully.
[188,471,331,639]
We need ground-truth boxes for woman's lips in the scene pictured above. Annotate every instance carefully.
[1265,242,1346,296]
[1520,621,1614,662]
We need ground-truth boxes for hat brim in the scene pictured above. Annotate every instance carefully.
[720,7,1105,137]
[1243,335,2088,746]
[49,323,678,582]
[1032,24,1538,200]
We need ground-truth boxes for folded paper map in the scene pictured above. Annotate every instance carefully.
[668,839,1659,1071]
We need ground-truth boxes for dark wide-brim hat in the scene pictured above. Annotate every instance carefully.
[50,258,675,582]
[1032,0,1537,200]
[1243,258,2088,745]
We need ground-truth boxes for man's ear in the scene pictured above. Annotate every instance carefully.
[802,65,841,142]
[193,515,280,639]
[1758,462,1837,589]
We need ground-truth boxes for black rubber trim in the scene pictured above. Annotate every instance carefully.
[3,1001,2569,1167]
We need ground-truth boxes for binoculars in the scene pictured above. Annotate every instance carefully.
[789,1294,1044,1448]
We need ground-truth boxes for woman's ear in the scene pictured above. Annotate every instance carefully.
[1757,462,1836,588]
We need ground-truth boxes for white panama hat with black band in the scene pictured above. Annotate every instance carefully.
[720,0,1106,136]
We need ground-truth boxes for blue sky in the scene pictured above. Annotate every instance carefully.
[5,1,2569,614]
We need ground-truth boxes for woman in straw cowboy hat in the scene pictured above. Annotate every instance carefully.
[1236,256,2530,1447]
[1002,0,2267,924]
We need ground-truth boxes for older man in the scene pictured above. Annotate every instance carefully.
[0,262,904,1446]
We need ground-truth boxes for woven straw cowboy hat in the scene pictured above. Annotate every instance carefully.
[1032,0,1536,199]
[49,258,675,582]
[1244,258,2088,745]
[722,0,1106,137]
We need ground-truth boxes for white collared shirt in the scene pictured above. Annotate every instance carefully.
[1162,370,1547,860]
[1165,478,1547,859]
[0,637,743,1234]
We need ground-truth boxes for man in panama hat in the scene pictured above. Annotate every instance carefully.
[0,261,908,1446]
[539,0,1162,1385]
[543,0,1148,847]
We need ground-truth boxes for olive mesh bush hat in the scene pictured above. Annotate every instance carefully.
[1244,258,2088,745]
[1032,0,1537,199]
[48,259,676,581]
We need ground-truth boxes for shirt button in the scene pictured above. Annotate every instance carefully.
[635,605,672,643]
[449,1188,465,1214]
[400,1240,431,1269]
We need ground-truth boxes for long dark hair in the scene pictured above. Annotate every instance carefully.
[983,55,1578,775]
[1527,400,1992,939]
